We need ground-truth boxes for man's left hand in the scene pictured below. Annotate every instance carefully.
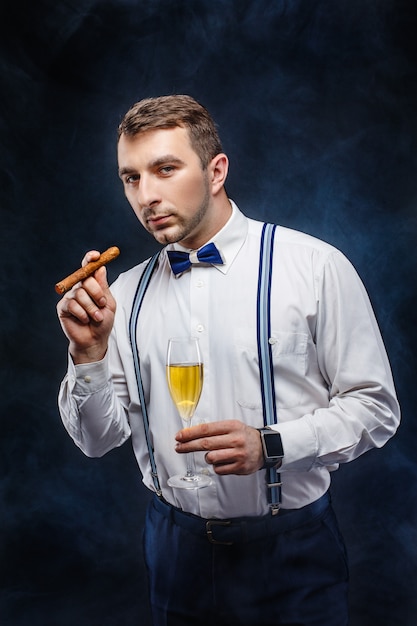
[175,420,264,475]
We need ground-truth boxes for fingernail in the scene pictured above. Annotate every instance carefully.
[99,297,107,307]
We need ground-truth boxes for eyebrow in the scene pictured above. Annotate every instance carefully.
[118,155,185,178]
[149,155,186,168]
[118,166,136,178]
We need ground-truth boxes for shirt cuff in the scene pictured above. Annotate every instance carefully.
[67,352,110,395]
[271,417,318,472]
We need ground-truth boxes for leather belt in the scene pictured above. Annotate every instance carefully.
[152,492,330,545]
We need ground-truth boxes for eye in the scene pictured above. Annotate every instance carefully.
[159,165,175,175]
[125,174,139,184]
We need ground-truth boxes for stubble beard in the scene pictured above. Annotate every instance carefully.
[152,179,211,248]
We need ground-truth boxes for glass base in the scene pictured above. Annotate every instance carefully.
[167,472,212,490]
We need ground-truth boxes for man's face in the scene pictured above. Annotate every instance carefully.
[118,126,215,249]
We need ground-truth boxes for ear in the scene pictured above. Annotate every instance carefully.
[208,153,229,195]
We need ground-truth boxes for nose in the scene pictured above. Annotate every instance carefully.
[136,174,160,210]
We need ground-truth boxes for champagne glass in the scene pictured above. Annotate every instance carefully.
[166,337,212,489]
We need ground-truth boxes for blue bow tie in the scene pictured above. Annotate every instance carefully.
[167,242,224,275]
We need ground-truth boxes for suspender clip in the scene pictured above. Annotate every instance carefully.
[270,504,281,516]
[267,480,282,489]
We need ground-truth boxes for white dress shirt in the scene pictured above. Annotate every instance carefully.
[58,202,400,518]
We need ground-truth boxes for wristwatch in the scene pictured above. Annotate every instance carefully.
[258,427,284,469]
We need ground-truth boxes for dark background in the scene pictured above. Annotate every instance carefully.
[1,1,416,624]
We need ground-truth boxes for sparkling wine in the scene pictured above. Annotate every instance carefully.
[166,363,203,421]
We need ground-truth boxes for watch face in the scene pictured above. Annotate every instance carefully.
[265,432,284,458]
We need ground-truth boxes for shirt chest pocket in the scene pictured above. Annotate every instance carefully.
[233,329,308,410]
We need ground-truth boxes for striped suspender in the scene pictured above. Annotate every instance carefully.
[257,223,281,514]
[129,226,280,511]
[129,251,162,496]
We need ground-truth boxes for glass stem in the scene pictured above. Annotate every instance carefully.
[185,452,195,477]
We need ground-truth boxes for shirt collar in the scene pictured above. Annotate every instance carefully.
[167,200,248,275]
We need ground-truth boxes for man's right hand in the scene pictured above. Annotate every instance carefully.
[56,250,116,364]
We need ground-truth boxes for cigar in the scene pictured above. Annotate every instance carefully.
[55,246,120,294]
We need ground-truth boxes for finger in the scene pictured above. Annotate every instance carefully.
[60,295,95,325]
[94,265,110,291]
[205,452,245,476]
[206,450,257,476]
[82,250,101,267]
[81,268,109,307]
[204,450,235,465]
[175,420,239,442]
[212,461,240,475]
[70,286,106,322]
[175,433,231,454]
[205,446,244,465]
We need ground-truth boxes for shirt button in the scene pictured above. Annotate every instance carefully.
[196,280,204,288]
[84,376,92,383]
[268,337,277,345]
[196,324,205,333]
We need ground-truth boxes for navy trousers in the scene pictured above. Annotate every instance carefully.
[143,494,349,626]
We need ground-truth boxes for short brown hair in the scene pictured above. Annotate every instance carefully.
[118,95,223,169]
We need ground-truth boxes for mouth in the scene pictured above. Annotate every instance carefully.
[146,214,173,229]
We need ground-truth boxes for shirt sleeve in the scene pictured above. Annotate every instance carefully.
[58,350,131,457]
[276,249,400,472]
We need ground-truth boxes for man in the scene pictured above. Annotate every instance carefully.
[57,94,400,626]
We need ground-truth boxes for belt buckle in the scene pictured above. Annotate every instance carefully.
[206,520,233,545]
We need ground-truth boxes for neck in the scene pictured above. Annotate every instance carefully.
[180,194,232,250]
